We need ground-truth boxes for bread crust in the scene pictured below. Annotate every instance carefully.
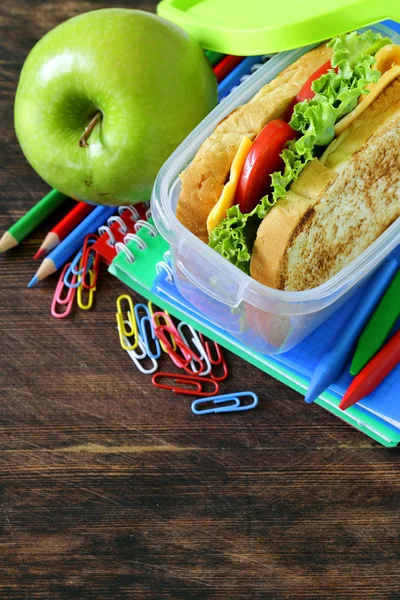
[250,160,338,288]
[176,44,333,243]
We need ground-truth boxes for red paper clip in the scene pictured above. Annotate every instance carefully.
[209,357,229,381]
[155,324,204,374]
[51,262,77,319]
[82,233,100,289]
[151,311,178,353]
[199,334,228,380]
[200,334,224,365]
[152,372,219,396]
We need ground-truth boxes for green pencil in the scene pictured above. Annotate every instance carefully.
[205,49,225,66]
[0,189,67,252]
[350,268,400,376]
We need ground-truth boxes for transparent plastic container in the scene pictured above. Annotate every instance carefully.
[151,21,400,355]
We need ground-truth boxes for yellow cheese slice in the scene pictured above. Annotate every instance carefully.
[374,44,400,75]
[356,44,400,105]
[206,136,253,236]
[335,64,400,136]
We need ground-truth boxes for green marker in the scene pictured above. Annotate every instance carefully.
[0,189,67,252]
[350,269,400,376]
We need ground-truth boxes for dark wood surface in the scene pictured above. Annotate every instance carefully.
[1,2,399,598]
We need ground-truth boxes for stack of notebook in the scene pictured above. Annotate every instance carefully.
[109,29,400,447]
[109,218,400,447]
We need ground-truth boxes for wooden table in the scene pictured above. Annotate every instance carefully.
[1,2,399,598]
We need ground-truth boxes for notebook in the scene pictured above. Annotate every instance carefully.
[109,218,400,448]
[92,202,150,265]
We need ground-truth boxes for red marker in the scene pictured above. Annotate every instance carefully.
[213,55,244,83]
[34,201,94,259]
[339,329,400,411]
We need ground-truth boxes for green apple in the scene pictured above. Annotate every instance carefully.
[14,8,217,205]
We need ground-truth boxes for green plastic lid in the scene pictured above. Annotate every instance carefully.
[157,0,400,54]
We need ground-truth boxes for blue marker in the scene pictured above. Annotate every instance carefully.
[305,258,399,404]
[28,205,116,287]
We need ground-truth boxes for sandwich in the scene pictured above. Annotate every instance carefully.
[176,30,400,291]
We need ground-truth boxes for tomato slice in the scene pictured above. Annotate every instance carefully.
[235,120,296,214]
[285,59,337,119]
[295,59,335,103]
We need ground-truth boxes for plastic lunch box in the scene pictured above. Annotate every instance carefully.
[151,21,400,355]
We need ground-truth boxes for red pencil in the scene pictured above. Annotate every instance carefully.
[213,55,244,83]
[339,329,400,410]
[34,201,94,259]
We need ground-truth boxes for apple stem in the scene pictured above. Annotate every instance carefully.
[79,111,102,148]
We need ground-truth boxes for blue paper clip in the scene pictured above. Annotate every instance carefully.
[134,303,161,359]
[134,303,149,336]
[63,248,94,289]
[191,392,258,415]
[63,249,84,288]
[141,315,161,359]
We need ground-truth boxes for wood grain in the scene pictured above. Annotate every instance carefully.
[1,2,399,598]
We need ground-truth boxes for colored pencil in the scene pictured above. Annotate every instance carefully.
[350,269,400,376]
[0,189,66,253]
[213,55,244,83]
[28,205,116,287]
[340,329,400,410]
[218,55,266,101]
[34,201,94,259]
[205,50,225,66]
[304,258,399,404]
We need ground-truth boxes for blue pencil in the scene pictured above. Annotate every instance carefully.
[304,258,399,404]
[28,205,116,287]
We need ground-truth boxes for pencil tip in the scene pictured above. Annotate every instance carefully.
[34,248,46,260]
[0,232,18,253]
[28,275,38,288]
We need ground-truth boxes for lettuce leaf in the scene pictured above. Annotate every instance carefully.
[208,196,274,274]
[209,30,390,273]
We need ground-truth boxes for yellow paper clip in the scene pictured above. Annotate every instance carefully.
[148,300,176,353]
[116,294,138,351]
[77,269,96,310]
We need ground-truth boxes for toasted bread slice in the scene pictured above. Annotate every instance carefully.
[250,78,400,291]
[176,44,333,243]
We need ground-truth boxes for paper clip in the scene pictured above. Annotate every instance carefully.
[148,301,172,353]
[141,315,161,359]
[134,303,161,359]
[82,234,100,290]
[209,356,229,381]
[51,263,77,319]
[63,245,95,289]
[191,392,258,415]
[177,322,211,376]
[199,333,228,380]
[116,294,138,351]
[152,372,219,396]
[63,249,84,288]
[155,324,204,374]
[126,335,158,374]
[200,334,224,365]
[77,269,96,310]
[151,310,177,352]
